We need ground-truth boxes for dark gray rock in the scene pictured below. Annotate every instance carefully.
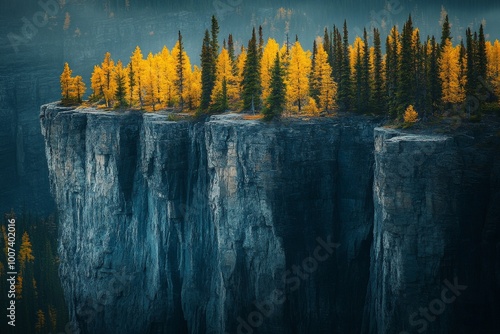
[41,104,500,334]
[364,127,500,334]
[41,104,380,333]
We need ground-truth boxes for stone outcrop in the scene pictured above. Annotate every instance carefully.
[40,103,500,333]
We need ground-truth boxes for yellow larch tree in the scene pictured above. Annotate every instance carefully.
[211,48,238,111]
[48,304,57,332]
[142,52,160,110]
[412,28,420,52]
[404,104,418,123]
[35,309,46,332]
[60,62,75,102]
[101,52,116,107]
[388,26,402,55]
[261,38,280,102]
[486,40,500,100]
[235,47,247,109]
[15,275,22,298]
[439,39,465,104]
[15,231,35,299]
[186,65,202,110]
[90,65,104,101]
[158,46,177,107]
[19,231,35,271]
[311,43,337,112]
[349,36,365,74]
[72,75,86,103]
[153,53,164,109]
[286,41,311,113]
[130,46,145,108]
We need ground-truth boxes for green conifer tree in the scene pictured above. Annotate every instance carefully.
[429,36,442,112]
[396,15,415,117]
[477,24,487,80]
[360,28,371,113]
[176,30,186,110]
[263,53,286,120]
[338,20,351,110]
[371,28,385,113]
[440,14,451,49]
[200,30,213,111]
[242,28,262,112]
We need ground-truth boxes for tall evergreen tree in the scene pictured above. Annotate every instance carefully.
[440,14,451,49]
[413,29,426,114]
[477,24,487,80]
[311,40,318,70]
[371,28,385,113]
[422,37,432,116]
[310,40,319,101]
[228,34,235,62]
[360,28,371,112]
[176,31,186,110]
[280,33,291,75]
[210,15,220,72]
[458,39,468,99]
[332,26,342,84]
[338,20,351,110]
[324,28,331,63]
[465,28,477,96]
[386,26,400,117]
[199,15,219,111]
[429,36,442,112]
[258,25,264,59]
[263,53,286,120]
[396,15,415,117]
[242,28,262,112]
[127,61,135,105]
[114,60,127,107]
[211,78,228,112]
[228,34,236,72]
[200,30,213,111]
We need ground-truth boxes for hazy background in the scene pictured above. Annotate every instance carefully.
[0,0,499,215]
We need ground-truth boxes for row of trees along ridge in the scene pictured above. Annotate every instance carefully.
[60,14,500,120]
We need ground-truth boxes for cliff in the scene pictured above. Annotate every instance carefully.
[40,103,500,334]
[365,126,500,334]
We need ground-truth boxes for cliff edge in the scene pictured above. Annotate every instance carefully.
[40,103,499,333]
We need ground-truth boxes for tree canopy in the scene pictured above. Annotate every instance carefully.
[60,13,500,121]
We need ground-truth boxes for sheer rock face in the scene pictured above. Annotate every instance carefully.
[41,103,499,334]
[365,127,500,334]
[366,129,462,334]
